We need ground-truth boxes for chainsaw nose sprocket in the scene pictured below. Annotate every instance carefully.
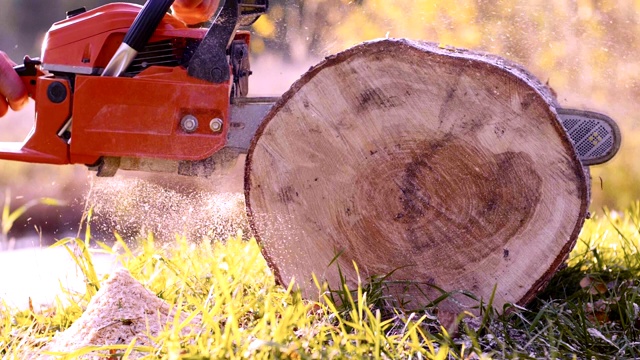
[557,108,622,166]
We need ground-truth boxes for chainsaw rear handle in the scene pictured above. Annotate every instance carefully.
[124,0,175,52]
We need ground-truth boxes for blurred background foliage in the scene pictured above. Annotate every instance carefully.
[0,0,638,213]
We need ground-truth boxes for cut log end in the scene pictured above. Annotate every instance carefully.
[245,39,589,314]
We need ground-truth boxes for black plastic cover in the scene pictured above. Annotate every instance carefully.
[66,7,87,18]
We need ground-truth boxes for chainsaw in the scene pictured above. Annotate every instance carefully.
[9,0,620,179]
[11,0,273,177]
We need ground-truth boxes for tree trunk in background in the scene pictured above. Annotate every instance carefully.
[245,39,589,316]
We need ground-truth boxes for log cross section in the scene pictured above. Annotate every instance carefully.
[245,39,588,313]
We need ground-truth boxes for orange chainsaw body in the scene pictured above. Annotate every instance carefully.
[10,3,250,167]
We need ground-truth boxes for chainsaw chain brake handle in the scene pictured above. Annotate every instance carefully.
[103,0,175,77]
[188,0,236,83]
[189,0,270,83]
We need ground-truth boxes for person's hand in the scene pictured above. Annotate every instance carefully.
[0,52,28,117]
[172,0,221,25]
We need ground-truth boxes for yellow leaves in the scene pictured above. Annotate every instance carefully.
[535,41,569,86]
[370,0,405,24]
[438,24,483,49]
[590,47,610,68]
[251,37,266,55]
[253,15,276,39]
[599,0,617,13]
[459,25,483,47]
[577,0,595,20]
[334,12,387,49]
[442,0,478,24]
[416,0,438,23]
[333,0,484,49]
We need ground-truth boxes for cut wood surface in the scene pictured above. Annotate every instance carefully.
[245,39,589,313]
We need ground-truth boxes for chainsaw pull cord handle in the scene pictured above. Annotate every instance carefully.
[102,0,175,77]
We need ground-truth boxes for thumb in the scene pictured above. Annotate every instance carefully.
[0,52,29,112]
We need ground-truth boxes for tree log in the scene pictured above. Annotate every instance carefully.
[245,39,589,314]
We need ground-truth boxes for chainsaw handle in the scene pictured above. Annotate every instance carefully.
[124,0,175,52]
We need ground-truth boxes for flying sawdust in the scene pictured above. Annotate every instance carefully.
[85,172,250,242]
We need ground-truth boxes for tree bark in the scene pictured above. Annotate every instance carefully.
[245,39,589,314]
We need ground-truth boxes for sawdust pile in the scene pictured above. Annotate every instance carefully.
[41,268,200,359]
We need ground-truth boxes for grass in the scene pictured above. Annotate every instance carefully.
[0,191,65,251]
[0,202,638,359]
